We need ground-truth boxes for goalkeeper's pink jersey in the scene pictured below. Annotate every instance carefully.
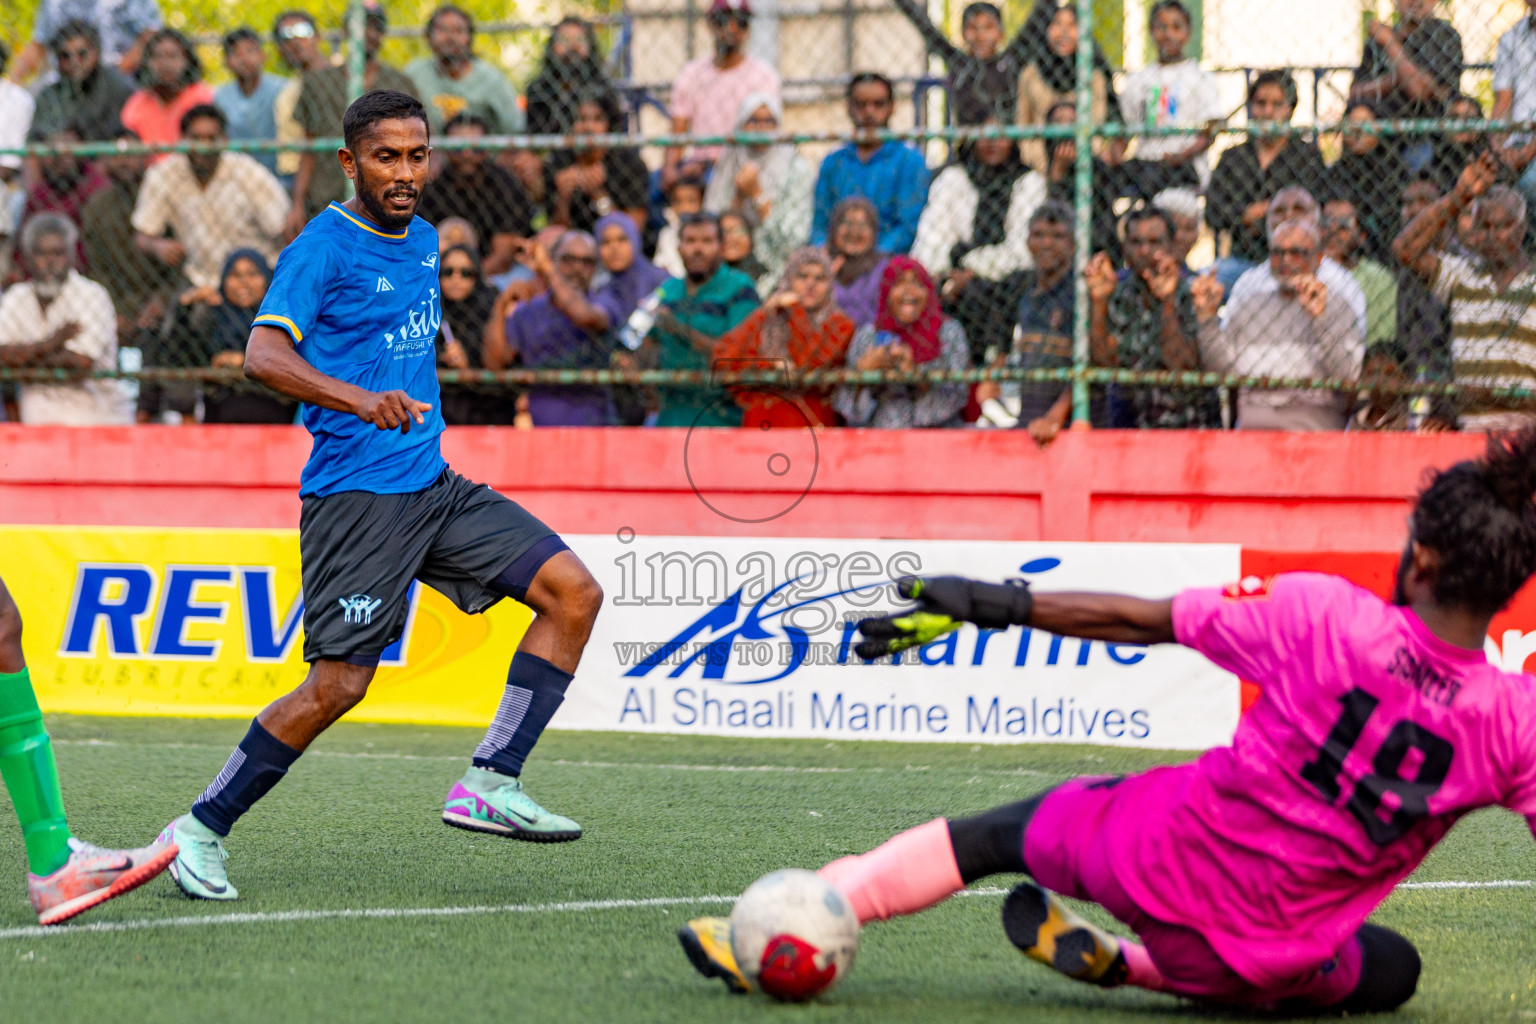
[1110,572,1536,989]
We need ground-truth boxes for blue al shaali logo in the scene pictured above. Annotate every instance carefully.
[622,576,874,685]
[339,594,382,625]
[622,558,1066,686]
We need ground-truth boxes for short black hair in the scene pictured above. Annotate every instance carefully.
[678,211,721,240]
[426,4,474,36]
[50,19,100,53]
[1029,199,1075,232]
[140,28,203,87]
[1248,69,1297,111]
[1123,205,1175,241]
[223,26,262,51]
[667,174,706,200]
[576,86,626,132]
[1149,0,1192,26]
[342,89,431,152]
[443,111,492,135]
[0,40,8,75]
[1449,92,1484,115]
[180,103,227,136]
[847,72,893,102]
[960,3,1001,26]
[1410,427,1536,616]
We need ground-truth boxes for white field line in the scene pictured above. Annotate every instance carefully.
[0,882,1528,943]
[52,739,1062,778]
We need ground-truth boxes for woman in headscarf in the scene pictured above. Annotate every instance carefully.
[714,247,854,428]
[525,17,608,136]
[720,211,769,289]
[1015,1,1122,172]
[433,244,515,425]
[594,211,670,425]
[546,87,650,235]
[825,197,890,329]
[203,249,298,424]
[912,116,1046,281]
[1324,101,1408,263]
[704,93,814,288]
[834,256,970,428]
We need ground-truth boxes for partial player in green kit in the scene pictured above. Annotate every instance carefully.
[0,575,176,924]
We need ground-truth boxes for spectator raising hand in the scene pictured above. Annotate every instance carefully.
[1190,272,1223,322]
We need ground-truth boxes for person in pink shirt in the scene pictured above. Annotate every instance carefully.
[119,28,215,153]
[660,0,781,191]
[681,426,1536,1012]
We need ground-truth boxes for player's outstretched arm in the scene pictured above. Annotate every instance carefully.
[244,326,432,432]
[855,576,1174,659]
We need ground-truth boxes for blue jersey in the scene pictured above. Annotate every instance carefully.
[254,203,448,497]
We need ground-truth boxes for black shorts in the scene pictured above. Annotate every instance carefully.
[299,468,563,664]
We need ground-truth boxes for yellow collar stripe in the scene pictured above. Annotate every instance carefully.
[327,203,408,239]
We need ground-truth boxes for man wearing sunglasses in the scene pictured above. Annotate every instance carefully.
[11,0,163,83]
[661,0,781,192]
[28,21,136,142]
[270,11,329,191]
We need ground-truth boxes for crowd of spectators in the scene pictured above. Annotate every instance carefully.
[2,0,1536,435]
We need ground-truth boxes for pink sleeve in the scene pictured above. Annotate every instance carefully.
[1501,702,1536,817]
[670,63,701,122]
[1172,572,1343,682]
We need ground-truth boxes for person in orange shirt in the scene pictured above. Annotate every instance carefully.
[714,246,854,428]
[119,28,214,152]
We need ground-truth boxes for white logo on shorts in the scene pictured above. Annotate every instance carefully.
[339,594,383,625]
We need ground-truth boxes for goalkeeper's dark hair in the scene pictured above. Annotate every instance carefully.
[1412,426,1536,615]
[343,90,430,152]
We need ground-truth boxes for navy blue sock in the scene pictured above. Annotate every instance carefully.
[191,719,302,836]
[472,652,573,777]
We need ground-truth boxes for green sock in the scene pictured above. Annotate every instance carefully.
[0,669,71,876]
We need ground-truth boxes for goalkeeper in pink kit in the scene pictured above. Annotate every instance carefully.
[682,428,1536,1012]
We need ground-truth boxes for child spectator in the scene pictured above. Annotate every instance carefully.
[653,175,706,279]
[893,0,1033,128]
[1116,0,1221,195]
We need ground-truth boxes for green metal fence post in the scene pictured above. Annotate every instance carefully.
[1070,0,1095,424]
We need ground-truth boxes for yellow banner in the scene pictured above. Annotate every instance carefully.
[4,526,533,725]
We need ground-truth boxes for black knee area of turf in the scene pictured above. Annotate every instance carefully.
[1334,924,1421,1014]
[947,795,1044,883]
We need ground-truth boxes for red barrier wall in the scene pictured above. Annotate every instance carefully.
[0,425,1486,548]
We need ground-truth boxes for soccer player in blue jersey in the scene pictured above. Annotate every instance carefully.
[157,91,605,901]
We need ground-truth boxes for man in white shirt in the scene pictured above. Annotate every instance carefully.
[1224,186,1367,335]
[131,103,289,291]
[1494,0,1536,235]
[0,213,128,425]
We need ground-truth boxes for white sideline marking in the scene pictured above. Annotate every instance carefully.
[53,740,1059,778]
[1,881,1526,943]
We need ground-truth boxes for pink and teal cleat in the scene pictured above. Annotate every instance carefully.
[28,837,179,926]
[442,767,582,842]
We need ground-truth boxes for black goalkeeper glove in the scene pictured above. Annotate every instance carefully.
[854,576,1034,660]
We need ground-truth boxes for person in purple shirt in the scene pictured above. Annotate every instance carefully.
[504,231,618,426]
[825,197,890,328]
[810,73,931,254]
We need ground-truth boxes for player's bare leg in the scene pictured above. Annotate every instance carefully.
[444,551,602,841]
[160,659,375,901]
[0,576,177,924]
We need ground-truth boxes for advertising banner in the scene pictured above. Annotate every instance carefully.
[6,527,1243,748]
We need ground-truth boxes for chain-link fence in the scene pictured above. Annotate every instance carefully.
[3,0,1536,432]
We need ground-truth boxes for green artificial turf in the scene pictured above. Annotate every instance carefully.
[1,716,1534,1023]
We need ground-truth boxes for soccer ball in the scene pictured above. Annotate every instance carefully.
[729,868,860,1001]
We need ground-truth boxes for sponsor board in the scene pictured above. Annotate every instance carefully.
[8,527,1243,747]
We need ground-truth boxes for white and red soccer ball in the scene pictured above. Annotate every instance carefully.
[729,869,860,1001]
